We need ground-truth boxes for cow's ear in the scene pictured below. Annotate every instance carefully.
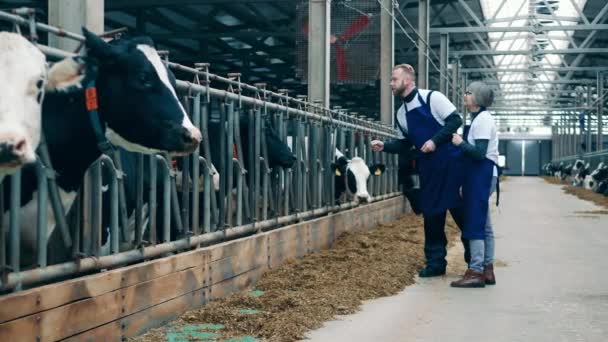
[336,156,348,167]
[83,27,120,60]
[370,164,386,176]
[331,163,342,176]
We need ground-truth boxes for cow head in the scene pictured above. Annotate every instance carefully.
[0,32,46,173]
[78,28,201,155]
[264,121,296,168]
[332,149,385,203]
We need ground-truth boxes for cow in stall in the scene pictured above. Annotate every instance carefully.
[98,113,296,247]
[332,149,385,204]
[572,161,591,187]
[583,162,608,193]
[0,32,47,181]
[558,162,573,180]
[2,28,202,266]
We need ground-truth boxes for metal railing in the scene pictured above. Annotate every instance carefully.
[0,10,402,292]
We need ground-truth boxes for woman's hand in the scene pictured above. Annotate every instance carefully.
[452,133,463,146]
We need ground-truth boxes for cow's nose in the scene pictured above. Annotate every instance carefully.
[181,128,202,150]
[357,194,371,203]
[187,127,202,144]
[0,138,28,165]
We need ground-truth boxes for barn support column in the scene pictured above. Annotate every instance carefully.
[450,59,460,110]
[417,0,430,89]
[598,72,604,151]
[308,0,331,108]
[380,0,395,125]
[439,33,449,95]
[48,0,104,51]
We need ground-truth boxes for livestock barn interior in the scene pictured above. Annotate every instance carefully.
[0,0,607,341]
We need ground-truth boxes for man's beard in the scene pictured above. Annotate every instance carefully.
[392,84,407,96]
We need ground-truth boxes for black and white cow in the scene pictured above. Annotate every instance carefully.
[332,149,385,204]
[572,161,591,187]
[98,114,295,247]
[2,28,202,265]
[208,115,297,173]
[0,32,46,180]
[584,162,608,192]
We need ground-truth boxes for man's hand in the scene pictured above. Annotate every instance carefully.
[371,140,384,152]
[451,133,463,146]
[420,139,436,153]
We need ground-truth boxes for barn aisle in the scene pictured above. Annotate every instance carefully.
[305,177,608,342]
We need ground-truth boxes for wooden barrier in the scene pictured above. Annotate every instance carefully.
[0,196,406,341]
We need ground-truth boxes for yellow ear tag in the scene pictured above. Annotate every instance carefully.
[335,169,342,176]
[374,169,382,176]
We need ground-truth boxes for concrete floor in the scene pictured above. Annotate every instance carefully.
[305,177,608,342]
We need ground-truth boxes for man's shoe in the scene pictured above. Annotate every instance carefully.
[418,266,446,278]
[450,269,485,288]
[484,264,496,285]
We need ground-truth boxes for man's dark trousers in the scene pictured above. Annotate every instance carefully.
[423,205,469,270]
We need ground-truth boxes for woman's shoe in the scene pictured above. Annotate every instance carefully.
[484,264,496,285]
[450,269,485,288]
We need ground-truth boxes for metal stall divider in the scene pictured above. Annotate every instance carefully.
[225,100,235,228]
[218,101,227,230]
[180,95,192,237]
[257,88,271,224]
[0,8,402,292]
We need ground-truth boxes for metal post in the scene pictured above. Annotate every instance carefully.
[450,60,460,110]
[380,0,395,124]
[599,72,604,151]
[35,160,48,267]
[48,0,104,51]
[439,33,449,95]
[308,0,331,107]
[417,0,430,89]
[9,171,21,286]
[587,85,592,152]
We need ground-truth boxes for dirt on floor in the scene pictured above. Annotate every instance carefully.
[131,214,461,342]
[541,177,608,209]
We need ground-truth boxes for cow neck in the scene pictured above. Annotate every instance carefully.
[343,164,356,198]
[83,63,115,156]
[41,88,101,192]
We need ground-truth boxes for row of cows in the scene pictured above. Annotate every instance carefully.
[543,160,608,196]
[0,29,392,271]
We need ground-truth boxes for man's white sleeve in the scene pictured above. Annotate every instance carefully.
[429,91,457,121]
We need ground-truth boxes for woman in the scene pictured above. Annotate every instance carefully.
[450,81,499,288]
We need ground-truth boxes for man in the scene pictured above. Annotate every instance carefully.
[372,64,467,277]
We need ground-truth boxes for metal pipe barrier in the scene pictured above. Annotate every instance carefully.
[0,10,403,292]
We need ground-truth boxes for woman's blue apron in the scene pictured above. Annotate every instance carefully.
[396,92,464,215]
[461,113,496,240]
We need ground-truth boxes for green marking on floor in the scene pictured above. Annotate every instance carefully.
[249,289,265,298]
[238,308,261,314]
[224,336,259,342]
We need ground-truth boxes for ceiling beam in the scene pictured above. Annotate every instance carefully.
[461,67,608,73]
[452,48,608,56]
[430,24,608,34]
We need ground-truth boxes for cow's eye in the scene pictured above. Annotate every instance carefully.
[36,79,45,90]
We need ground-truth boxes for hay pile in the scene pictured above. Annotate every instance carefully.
[542,177,608,209]
[132,214,461,342]
[541,176,568,185]
[563,186,608,209]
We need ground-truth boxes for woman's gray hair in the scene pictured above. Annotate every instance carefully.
[467,81,494,107]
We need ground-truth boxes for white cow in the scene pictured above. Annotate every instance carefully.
[0,32,47,180]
